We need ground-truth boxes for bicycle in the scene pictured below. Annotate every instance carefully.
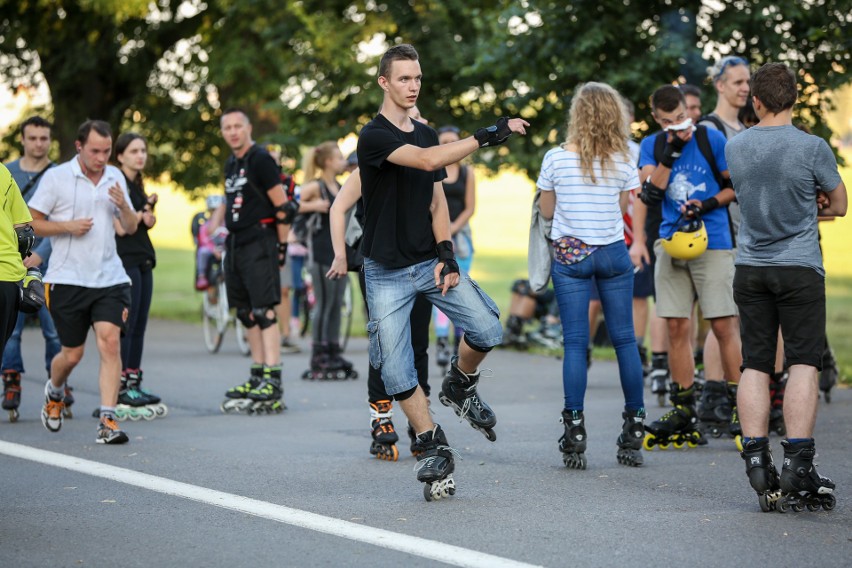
[201,254,250,356]
[296,267,353,352]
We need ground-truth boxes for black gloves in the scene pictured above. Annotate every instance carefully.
[659,135,687,169]
[436,240,459,278]
[19,268,45,314]
[475,117,513,148]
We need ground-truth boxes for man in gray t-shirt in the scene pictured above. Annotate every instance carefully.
[726,62,846,513]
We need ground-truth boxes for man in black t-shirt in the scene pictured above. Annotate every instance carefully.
[326,44,528,500]
[210,108,295,414]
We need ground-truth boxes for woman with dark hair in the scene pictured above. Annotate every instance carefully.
[113,132,166,419]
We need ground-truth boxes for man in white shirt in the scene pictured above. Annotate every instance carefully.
[28,119,137,444]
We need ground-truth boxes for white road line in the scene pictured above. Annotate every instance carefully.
[0,440,542,568]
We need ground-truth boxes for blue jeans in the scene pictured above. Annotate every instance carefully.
[1,304,61,375]
[364,257,502,396]
[551,241,644,412]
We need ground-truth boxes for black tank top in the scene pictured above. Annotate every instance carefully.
[310,179,337,265]
[442,165,468,222]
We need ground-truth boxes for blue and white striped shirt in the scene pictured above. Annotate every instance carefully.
[537,147,639,245]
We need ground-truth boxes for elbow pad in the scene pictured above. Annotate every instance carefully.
[639,180,666,206]
[276,201,299,225]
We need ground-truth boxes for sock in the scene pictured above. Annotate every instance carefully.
[742,436,768,446]
[47,381,65,400]
[786,438,812,445]
[100,406,116,419]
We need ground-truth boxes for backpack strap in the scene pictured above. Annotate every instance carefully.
[693,125,736,247]
[652,131,666,167]
[698,114,727,134]
[19,162,54,200]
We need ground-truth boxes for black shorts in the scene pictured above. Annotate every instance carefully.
[47,284,131,348]
[733,265,825,375]
[225,232,281,310]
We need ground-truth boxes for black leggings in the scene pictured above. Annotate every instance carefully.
[311,262,348,344]
[359,270,431,401]
[121,264,153,370]
[0,282,19,355]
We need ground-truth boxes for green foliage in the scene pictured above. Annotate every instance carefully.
[2,1,850,187]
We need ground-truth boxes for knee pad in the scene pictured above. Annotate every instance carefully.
[463,335,493,354]
[393,385,418,402]
[251,306,278,330]
[511,279,534,298]
[236,307,257,329]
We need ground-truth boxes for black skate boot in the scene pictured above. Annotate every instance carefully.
[643,384,703,450]
[768,372,786,436]
[247,366,285,415]
[616,408,645,467]
[2,370,21,423]
[221,365,263,414]
[820,342,838,403]
[303,344,332,380]
[369,400,399,461]
[439,357,497,441]
[740,437,781,512]
[697,380,732,438]
[413,424,458,501]
[558,409,587,470]
[116,373,157,421]
[648,352,670,407]
[501,315,528,350]
[435,337,451,372]
[407,423,427,457]
[778,439,836,513]
[328,343,358,380]
[125,369,168,418]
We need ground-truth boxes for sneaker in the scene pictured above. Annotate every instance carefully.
[41,382,65,433]
[195,276,209,291]
[96,415,129,444]
[280,337,301,354]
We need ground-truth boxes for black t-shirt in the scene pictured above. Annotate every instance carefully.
[116,172,156,269]
[357,114,446,268]
[223,144,281,234]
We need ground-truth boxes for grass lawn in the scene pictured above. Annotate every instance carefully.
[151,247,851,386]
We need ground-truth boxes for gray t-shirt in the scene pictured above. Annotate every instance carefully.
[725,125,842,275]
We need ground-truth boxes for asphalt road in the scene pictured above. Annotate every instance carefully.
[1,318,850,567]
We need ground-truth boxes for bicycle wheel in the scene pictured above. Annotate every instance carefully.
[339,274,354,351]
[202,287,225,354]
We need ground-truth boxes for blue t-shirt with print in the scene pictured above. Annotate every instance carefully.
[638,128,732,250]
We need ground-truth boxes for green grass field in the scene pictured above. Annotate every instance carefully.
[151,247,850,386]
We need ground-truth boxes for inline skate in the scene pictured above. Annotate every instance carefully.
[115,373,157,421]
[820,343,838,403]
[302,344,332,380]
[643,384,703,450]
[697,380,732,439]
[221,365,263,414]
[777,439,836,513]
[413,424,458,502]
[558,409,587,470]
[439,357,497,442]
[407,423,427,457]
[768,372,786,436]
[2,370,21,422]
[125,369,168,418]
[246,366,285,414]
[616,408,645,467]
[369,400,399,461]
[740,437,782,512]
[327,343,358,380]
[500,315,528,350]
[648,353,670,407]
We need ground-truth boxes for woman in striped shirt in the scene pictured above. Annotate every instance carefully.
[537,82,646,470]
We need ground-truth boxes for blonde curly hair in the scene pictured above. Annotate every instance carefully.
[564,82,630,184]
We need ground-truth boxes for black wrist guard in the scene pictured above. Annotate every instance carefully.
[277,242,288,267]
[699,197,719,214]
[474,117,512,148]
[436,240,459,277]
[16,224,35,259]
[660,136,687,169]
[639,180,666,206]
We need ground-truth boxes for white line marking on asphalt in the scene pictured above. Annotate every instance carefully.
[0,440,542,568]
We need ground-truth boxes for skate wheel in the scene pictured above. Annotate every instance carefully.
[710,429,723,439]
[792,503,804,513]
[642,433,656,451]
[758,494,772,513]
[823,494,836,511]
[155,404,168,417]
[806,502,820,512]
[658,441,670,450]
[142,408,156,421]
[219,403,228,414]
[9,409,18,423]
[687,440,699,449]
[734,435,744,452]
[484,428,497,442]
[777,500,789,514]
[673,440,685,450]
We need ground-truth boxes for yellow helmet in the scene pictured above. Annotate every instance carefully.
[661,217,708,260]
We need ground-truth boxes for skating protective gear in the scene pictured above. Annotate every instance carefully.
[474,117,512,148]
[639,179,666,206]
[277,242,288,267]
[251,306,277,330]
[463,335,493,354]
[15,224,36,259]
[661,216,708,261]
[394,385,418,402]
[18,268,45,314]
[659,134,687,169]
[695,196,720,215]
[206,194,225,210]
[236,307,257,329]
[511,278,535,298]
[436,240,459,279]
[275,200,299,226]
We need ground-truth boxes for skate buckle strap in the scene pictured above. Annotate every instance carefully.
[413,445,462,474]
